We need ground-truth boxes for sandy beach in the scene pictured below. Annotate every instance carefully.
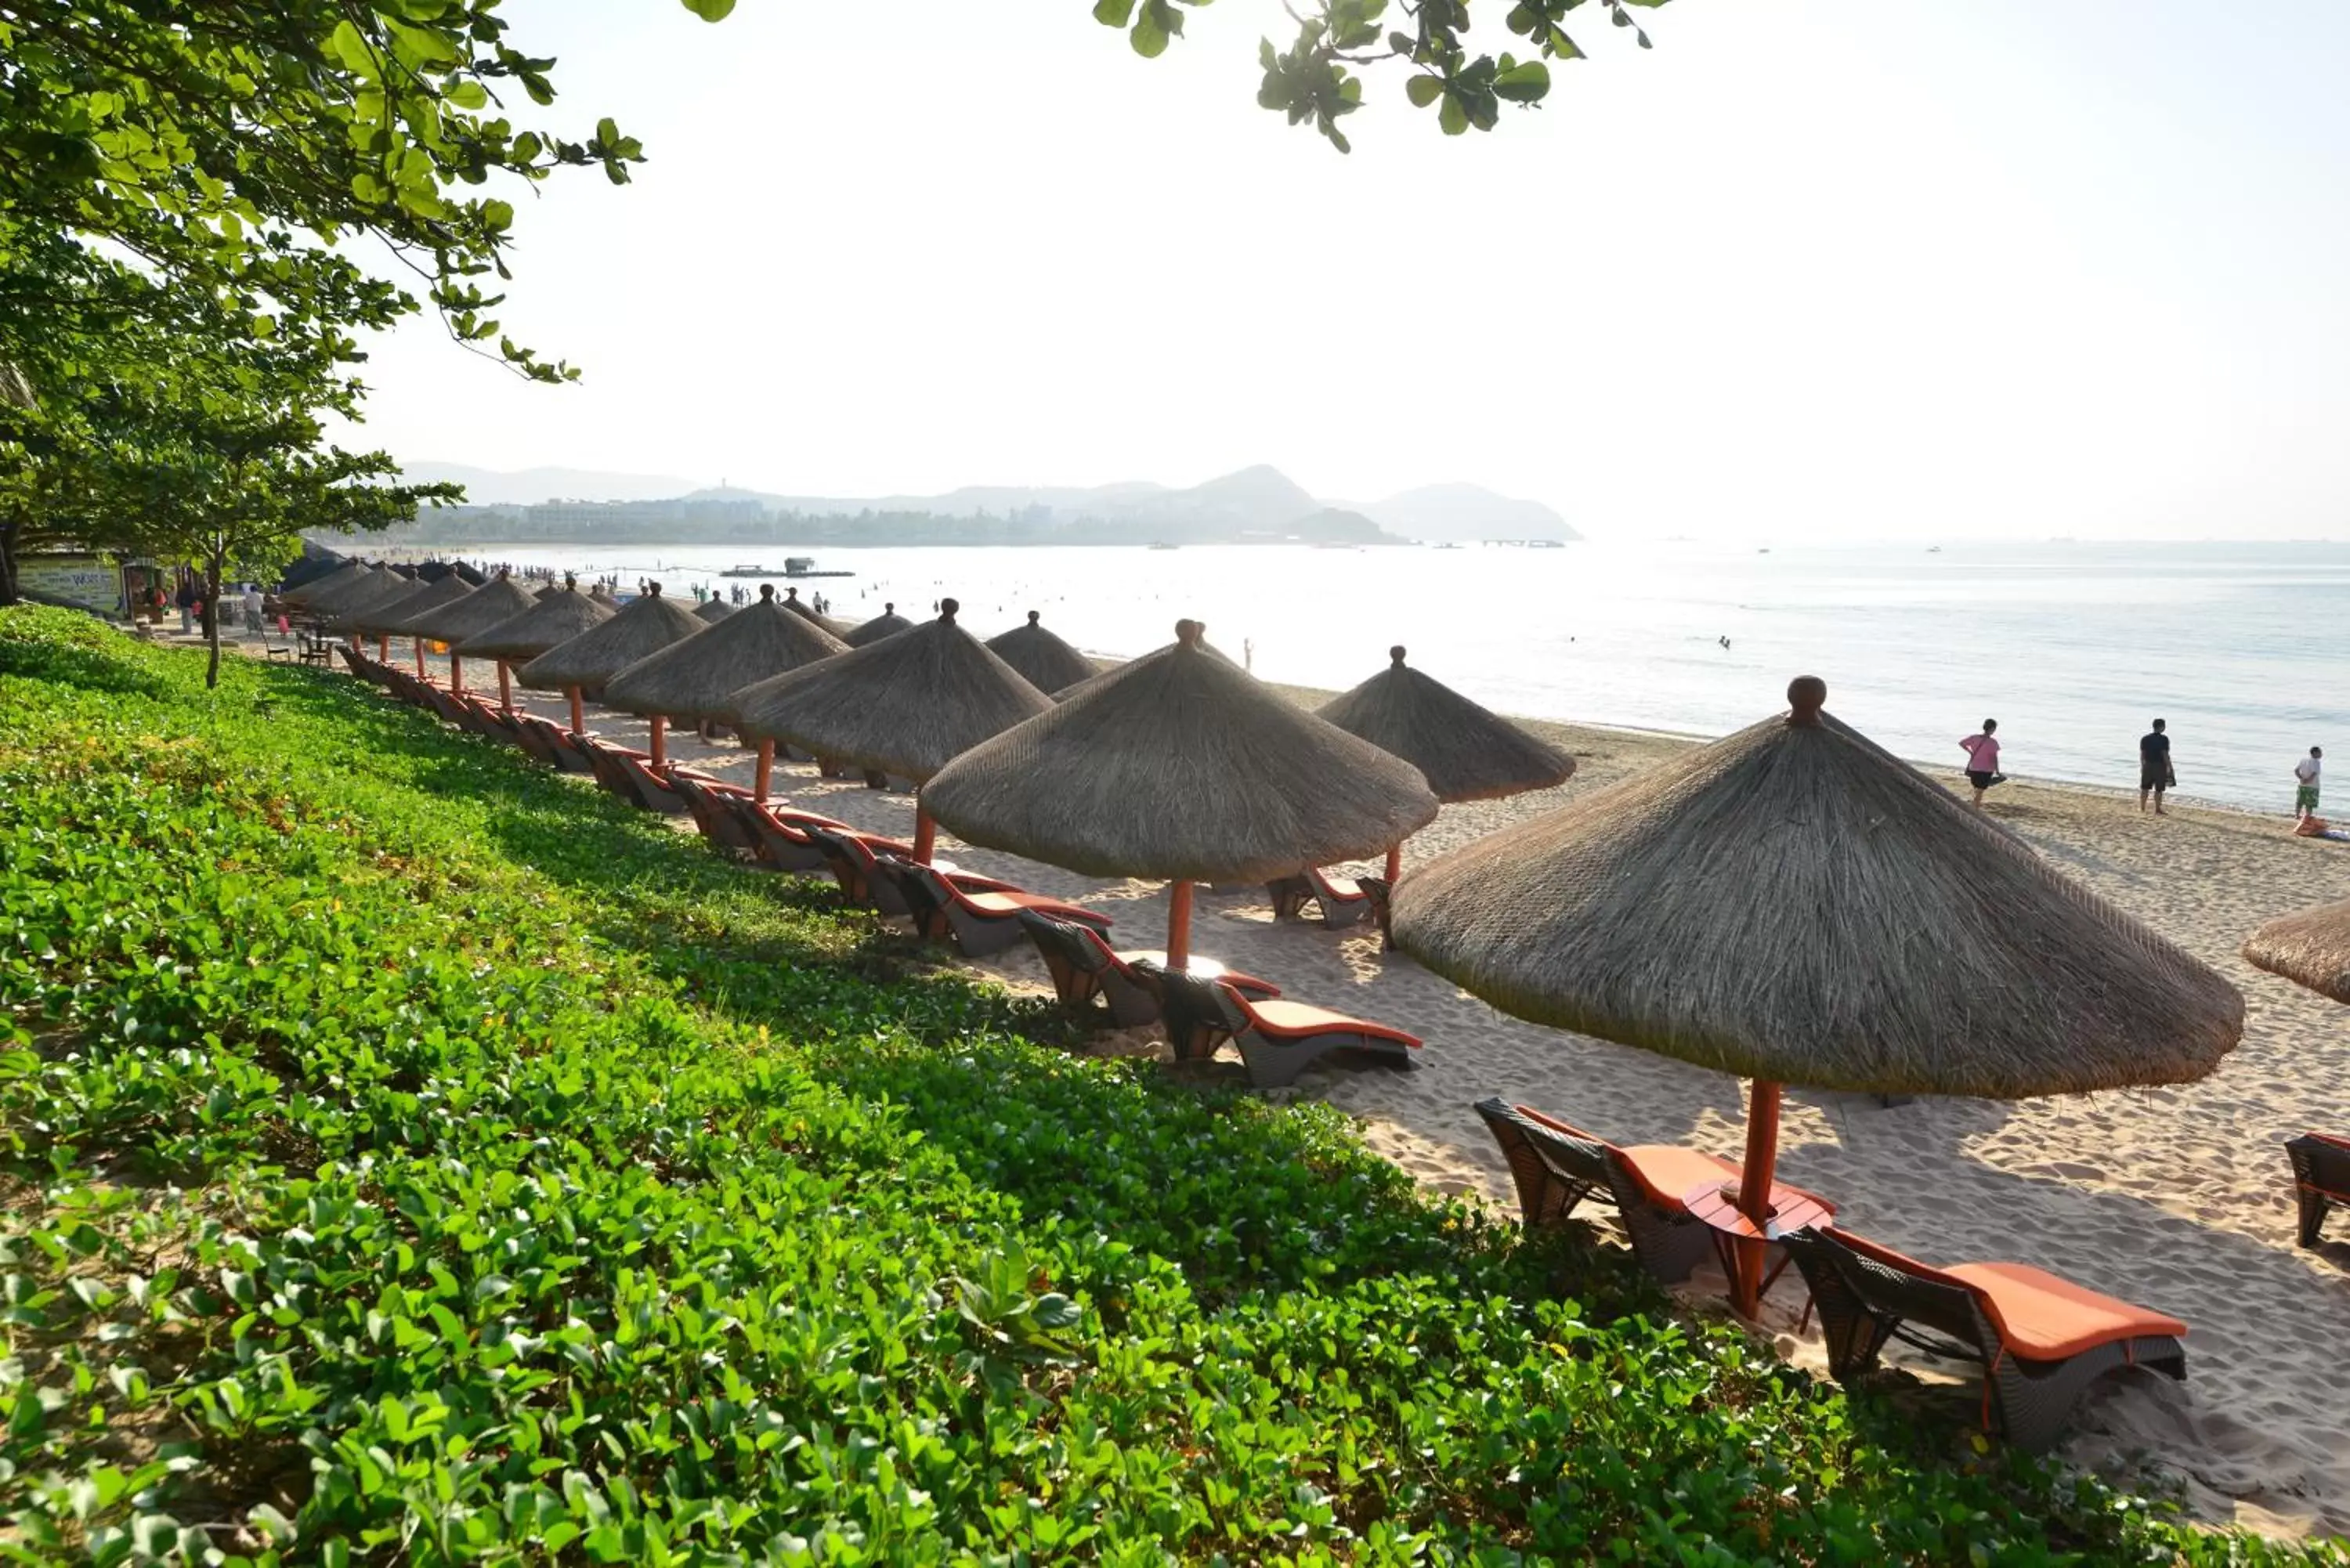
[388,646,2350,1540]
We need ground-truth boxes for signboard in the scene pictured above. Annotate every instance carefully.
[19,554,124,615]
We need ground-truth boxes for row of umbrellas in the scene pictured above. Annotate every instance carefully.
[284,561,2276,1321]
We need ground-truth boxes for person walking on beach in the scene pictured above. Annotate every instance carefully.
[2138,718,2173,815]
[173,578,195,635]
[1958,718,2003,809]
[241,583,264,636]
[2295,746,2323,821]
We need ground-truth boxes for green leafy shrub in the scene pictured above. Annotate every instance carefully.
[0,605,2333,1565]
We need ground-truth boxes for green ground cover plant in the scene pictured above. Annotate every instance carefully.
[0,604,2333,1565]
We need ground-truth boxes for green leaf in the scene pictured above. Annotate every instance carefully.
[1438,93,1470,135]
[1405,74,1442,107]
[1492,59,1550,103]
[680,0,737,17]
[1131,5,1170,58]
[1094,0,1138,25]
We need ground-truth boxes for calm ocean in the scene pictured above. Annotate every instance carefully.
[450,539,2350,815]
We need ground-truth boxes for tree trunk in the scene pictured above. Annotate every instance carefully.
[0,519,18,608]
[204,547,224,688]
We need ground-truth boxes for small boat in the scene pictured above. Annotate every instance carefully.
[721,558,855,579]
[1927,545,1943,554]
[1147,542,1179,551]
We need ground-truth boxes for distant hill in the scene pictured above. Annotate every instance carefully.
[403,461,701,505]
[389,461,1566,545]
[1356,483,1577,543]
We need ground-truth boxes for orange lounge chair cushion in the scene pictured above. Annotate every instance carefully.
[1943,1263,2187,1362]
[1306,871,1364,901]
[1246,999,1419,1047]
[1512,1104,1833,1216]
[960,890,1108,923]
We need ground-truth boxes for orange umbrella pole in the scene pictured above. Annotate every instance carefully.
[1384,844,1402,883]
[568,686,585,737]
[1167,880,1195,969]
[755,739,774,801]
[649,715,667,771]
[912,807,937,865]
[1731,1079,1784,1317]
[376,634,389,661]
[449,654,465,695]
[497,662,512,711]
[412,638,425,677]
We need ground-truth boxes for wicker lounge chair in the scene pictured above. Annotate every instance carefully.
[1779,1225,2187,1452]
[1266,866,1375,929]
[1357,875,1395,950]
[573,735,679,813]
[728,800,880,875]
[2287,1132,2350,1248]
[1017,913,1278,1027]
[802,824,935,913]
[668,772,762,854]
[1136,963,1419,1088]
[508,712,584,771]
[888,860,1112,956]
[1472,1098,1839,1287]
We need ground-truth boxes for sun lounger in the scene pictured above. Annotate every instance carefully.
[573,735,663,810]
[887,861,1112,956]
[1265,866,1375,929]
[668,772,762,854]
[802,824,930,912]
[1356,875,1395,950]
[1472,1098,1840,1288]
[728,800,873,874]
[1136,963,1419,1088]
[2287,1132,2350,1248]
[616,752,689,815]
[1018,912,1277,1028]
[510,713,594,773]
[1779,1225,2187,1451]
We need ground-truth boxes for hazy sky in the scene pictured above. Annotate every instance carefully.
[346,0,2350,541]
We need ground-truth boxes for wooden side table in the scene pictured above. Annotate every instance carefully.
[1682,1180,1836,1317]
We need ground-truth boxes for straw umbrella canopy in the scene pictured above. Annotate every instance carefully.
[924,619,1440,964]
[330,572,432,652]
[605,584,848,779]
[985,610,1097,695]
[455,583,615,728]
[404,574,537,699]
[517,583,705,757]
[303,564,402,620]
[2244,900,2350,1005]
[1318,645,1576,880]
[373,573,475,675]
[842,602,913,648]
[734,598,1050,859]
[533,583,559,601]
[280,561,369,609]
[1390,675,2244,1313]
[694,597,736,623]
[777,586,855,639]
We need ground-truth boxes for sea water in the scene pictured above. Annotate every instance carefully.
[445,538,2350,815]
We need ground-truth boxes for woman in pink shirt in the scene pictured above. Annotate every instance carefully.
[1958,718,2003,809]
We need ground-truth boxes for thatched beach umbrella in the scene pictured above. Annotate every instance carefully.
[304,564,402,623]
[925,620,1440,964]
[374,573,475,675]
[335,573,436,657]
[456,582,616,727]
[778,586,855,639]
[843,602,913,648]
[405,573,537,698]
[735,598,1049,860]
[694,597,736,623]
[2244,900,2350,1005]
[1319,645,1576,881]
[606,584,848,782]
[280,561,369,610]
[533,583,559,601]
[985,610,1097,695]
[1390,675,2244,1314]
[516,583,705,761]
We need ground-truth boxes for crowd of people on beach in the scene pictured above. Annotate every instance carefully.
[1959,715,2326,831]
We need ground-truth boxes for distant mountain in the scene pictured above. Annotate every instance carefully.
[403,461,701,505]
[1357,482,1577,543]
[392,461,1564,545]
